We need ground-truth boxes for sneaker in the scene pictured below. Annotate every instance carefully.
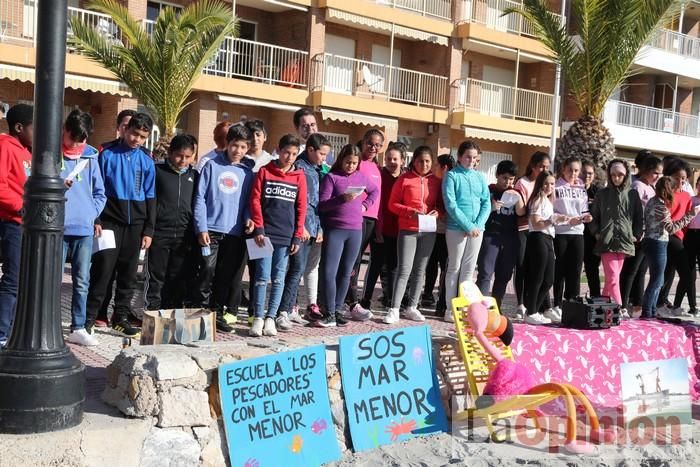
[421,294,436,307]
[112,319,140,337]
[0,339,7,348]
[221,312,238,325]
[95,319,109,328]
[305,304,323,321]
[275,312,293,331]
[667,306,686,317]
[215,316,234,333]
[350,303,372,321]
[542,308,561,323]
[403,307,425,322]
[443,311,454,323]
[288,306,307,324]
[689,307,699,316]
[525,313,552,325]
[620,308,631,320]
[383,307,400,324]
[335,313,349,327]
[67,329,99,346]
[552,306,563,319]
[263,317,277,336]
[312,315,337,328]
[249,318,264,337]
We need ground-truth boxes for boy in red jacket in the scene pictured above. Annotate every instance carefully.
[249,134,307,337]
[0,104,33,346]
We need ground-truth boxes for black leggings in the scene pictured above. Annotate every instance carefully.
[620,242,647,309]
[658,235,692,308]
[514,230,528,305]
[583,229,600,297]
[676,230,700,310]
[524,232,555,316]
[423,233,447,312]
[553,234,584,306]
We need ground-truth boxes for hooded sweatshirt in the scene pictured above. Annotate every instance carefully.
[389,170,444,232]
[250,160,307,247]
[294,151,323,238]
[0,134,32,224]
[589,169,643,256]
[60,144,107,236]
[193,152,253,236]
[153,161,197,238]
[443,165,490,233]
[319,170,379,230]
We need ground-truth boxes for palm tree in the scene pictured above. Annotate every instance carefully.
[69,0,237,158]
[505,0,678,170]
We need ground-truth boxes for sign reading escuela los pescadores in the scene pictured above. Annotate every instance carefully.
[339,325,448,451]
[218,345,341,467]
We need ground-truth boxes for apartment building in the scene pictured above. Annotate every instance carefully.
[0,0,561,179]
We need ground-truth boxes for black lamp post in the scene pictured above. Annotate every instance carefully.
[0,0,85,433]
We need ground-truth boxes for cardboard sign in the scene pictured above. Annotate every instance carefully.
[218,345,341,467]
[339,326,448,451]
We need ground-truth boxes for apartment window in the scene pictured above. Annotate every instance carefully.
[147,1,182,21]
[321,132,349,165]
[239,20,256,41]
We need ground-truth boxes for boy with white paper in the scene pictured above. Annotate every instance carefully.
[475,160,526,308]
[60,110,106,346]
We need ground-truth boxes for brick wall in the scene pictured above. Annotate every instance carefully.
[519,62,556,94]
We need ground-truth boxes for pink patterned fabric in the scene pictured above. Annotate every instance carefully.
[510,320,699,407]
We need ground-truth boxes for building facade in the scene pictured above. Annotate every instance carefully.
[0,0,562,179]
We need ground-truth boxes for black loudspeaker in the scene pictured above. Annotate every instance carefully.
[561,296,621,329]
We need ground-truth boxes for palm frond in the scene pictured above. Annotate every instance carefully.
[506,0,679,119]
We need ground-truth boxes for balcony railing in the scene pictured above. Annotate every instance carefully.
[460,0,560,38]
[311,53,448,108]
[377,0,452,20]
[647,28,700,61]
[610,100,700,138]
[456,77,553,123]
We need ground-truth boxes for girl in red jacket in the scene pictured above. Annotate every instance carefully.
[384,146,443,324]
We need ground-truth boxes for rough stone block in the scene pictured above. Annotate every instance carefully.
[152,352,200,381]
[139,429,200,467]
[158,386,212,428]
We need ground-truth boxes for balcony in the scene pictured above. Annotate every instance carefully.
[634,28,700,81]
[647,29,700,61]
[603,100,700,158]
[377,0,453,20]
[311,53,448,108]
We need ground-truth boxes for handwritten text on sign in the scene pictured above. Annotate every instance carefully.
[218,345,340,467]
[339,326,448,451]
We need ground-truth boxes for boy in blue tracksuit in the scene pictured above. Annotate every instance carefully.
[193,125,255,331]
[61,110,106,346]
[86,112,155,337]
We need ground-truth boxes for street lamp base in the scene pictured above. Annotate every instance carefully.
[0,347,85,434]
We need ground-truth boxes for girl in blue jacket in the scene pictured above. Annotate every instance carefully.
[442,141,490,322]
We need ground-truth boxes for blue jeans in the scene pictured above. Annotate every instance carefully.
[0,221,22,342]
[323,229,362,315]
[63,235,94,330]
[278,239,313,313]
[253,245,290,319]
[642,238,667,318]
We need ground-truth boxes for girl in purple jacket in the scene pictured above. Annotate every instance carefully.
[314,144,379,327]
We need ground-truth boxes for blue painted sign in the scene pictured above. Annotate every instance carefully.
[339,325,448,451]
[218,345,341,467]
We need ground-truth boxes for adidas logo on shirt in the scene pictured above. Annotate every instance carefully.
[264,181,298,202]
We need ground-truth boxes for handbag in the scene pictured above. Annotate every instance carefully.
[140,308,216,345]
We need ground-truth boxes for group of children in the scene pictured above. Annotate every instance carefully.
[2,103,700,348]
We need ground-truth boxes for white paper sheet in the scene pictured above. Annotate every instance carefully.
[345,186,366,196]
[65,159,90,182]
[500,190,520,209]
[246,237,274,260]
[418,214,437,233]
[92,229,116,253]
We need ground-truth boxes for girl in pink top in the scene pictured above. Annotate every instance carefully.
[346,129,384,319]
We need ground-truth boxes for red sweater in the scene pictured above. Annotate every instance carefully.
[379,168,402,237]
[250,161,307,247]
[670,190,692,241]
[0,134,32,224]
[389,170,444,232]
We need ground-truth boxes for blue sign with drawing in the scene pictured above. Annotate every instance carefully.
[339,325,448,451]
[218,345,341,467]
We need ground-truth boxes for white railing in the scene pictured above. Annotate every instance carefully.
[456,77,553,123]
[203,37,309,88]
[68,6,122,45]
[612,100,700,138]
[378,0,452,20]
[647,28,700,60]
[312,53,448,108]
[461,0,560,38]
[141,18,155,37]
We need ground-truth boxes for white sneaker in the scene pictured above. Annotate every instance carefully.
[263,317,277,336]
[513,304,526,320]
[67,328,99,346]
[249,317,264,337]
[668,306,686,317]
[542,308,561,323]
[275,312,293,331]
[383,308,400,324]
[443,310,454,323]
[552,306,563,319]
[350,303,372,321]
[620,308,631,320]
[288,306,307,324]
[403,307,425,322]
[525,313,552,325]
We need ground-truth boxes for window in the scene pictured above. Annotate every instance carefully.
[321,132,349,165]
[238,20,256,41]
[146,1,182,21]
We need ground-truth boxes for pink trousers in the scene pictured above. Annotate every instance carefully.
[601,252,626,305]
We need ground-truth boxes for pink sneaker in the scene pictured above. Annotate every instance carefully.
[306,304,323,321]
